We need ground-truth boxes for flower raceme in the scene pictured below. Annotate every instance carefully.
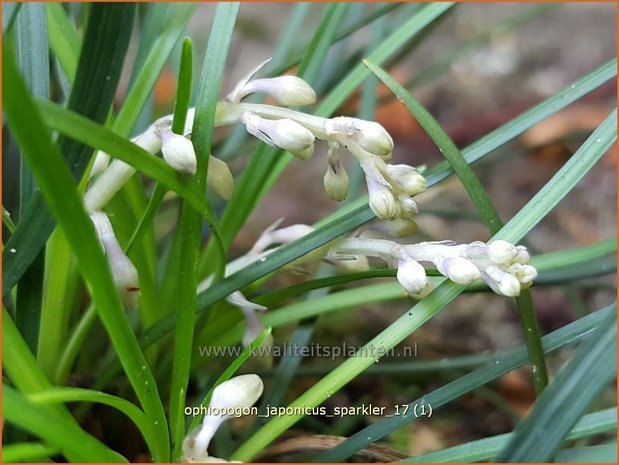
[332,237,538,297]
[85,58,425,224]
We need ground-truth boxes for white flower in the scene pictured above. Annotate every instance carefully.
[487,240,518,265]
[508,263,538,286]
[397,194,419,218]
[513,245,530,264]
[323,159,349,201]
[324,117,394,159]
[160,130,197,175]
[392,246,428,294]
[435,257,481,284]
[483,265,522,297]
[90,211,139,307]
[235,76,316,106]
[385,164,427,196]
[207,156,234,200]
[249,219,314,256]
[183,375,263,463]
[241,112,315,158]
[367,179,398,220]
[226,291,268,347]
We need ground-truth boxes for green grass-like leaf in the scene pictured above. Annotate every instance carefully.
[497,308,617,461]
[314,304,615,462]
[3,3,135,298]
[3,385,126,462]
[27,387,159,460]
[398,408,616,462]
[2,442,60,463]
[169,5,238,459]
[3,46,170,462]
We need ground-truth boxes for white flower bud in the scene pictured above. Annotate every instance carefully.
[324,117,394,159]
[250,221,315,256]
[436,257,480,285]
[397,195,419,218]
[210,374,264,414]
[513,245,530,264]
[323,160,349,201]
[207,156,234,200]
[488,240,518,265]
[484,265,521,297]
[90,151,110,177]
[161,130,197,175]
[187,374,264,462]
[385,164,427,196]
[391,247,428,295]
[464,241,489,258]
[368,184,398,220]
[397,258,428,295]
[508,263,538,285]
[90,211,139,308]
[241,113,315,156]
[236,76,317,106]
[497,274,522,297]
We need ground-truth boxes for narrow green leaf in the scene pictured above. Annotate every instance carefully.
[113,4,196,137]
[399,408,616,462]
[2,442,60,463]
[27,387,159,460]
[3,2,135,298]
[168,34,201,458]
[498,309,617,462]
[313,304,615,462]
[3,46,170,462]
[170,6,238,459]
[495,109,616,244]
[14,1,50,358]
[46,3,80,81]
[3,385,127,463]
[364,60,502,232]
[297,3,350,84]
[425,58,617,186]
[554,443,617,463]
[2,2,22,33]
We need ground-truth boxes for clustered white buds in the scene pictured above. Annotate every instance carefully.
[90,211,139,307]
[331,237,537,298]
[360,157,427,221]
[182,374,264,463]
[472,240,537,296]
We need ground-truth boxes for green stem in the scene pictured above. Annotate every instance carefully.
[55,304,98,384]
[514,290,549,395]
